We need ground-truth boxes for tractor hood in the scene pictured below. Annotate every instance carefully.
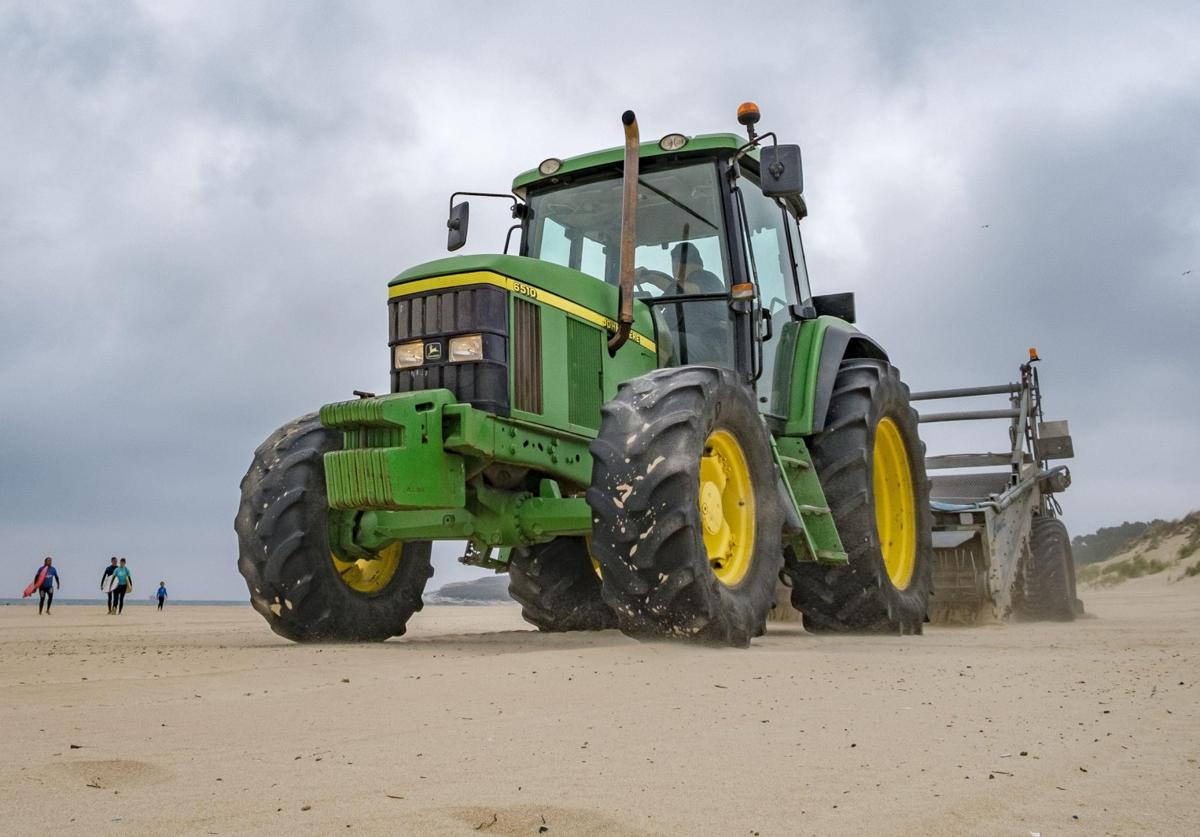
[389,254,658,342]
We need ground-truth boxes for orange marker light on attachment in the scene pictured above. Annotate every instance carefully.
[736,102,761,127]
[1029,347,1039,361]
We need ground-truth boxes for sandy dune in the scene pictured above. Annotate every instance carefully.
[1078,515,1200,589]
[1,583,1197,836]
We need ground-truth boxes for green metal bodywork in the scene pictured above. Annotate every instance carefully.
[773,437,847,564]
[770,316,872,436]
[322,391,596,503]
[323,392,599,554]
[319,144,868,569]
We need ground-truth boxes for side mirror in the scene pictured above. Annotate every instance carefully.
[759,144,803,197]
[812,292,855,323]
[447,201,470,251]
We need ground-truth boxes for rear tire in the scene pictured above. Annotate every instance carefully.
[507,537,616,632]
[587,367,784,647]
[784,359,932,634]
[235,414,434,642]
[768,578,803,622]
[1015,517,1076,621]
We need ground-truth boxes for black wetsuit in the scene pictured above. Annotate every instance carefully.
[101,565,117,612]
[36,566,59,614]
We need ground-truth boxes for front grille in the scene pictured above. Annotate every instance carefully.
[566,317,603,428]
[389,284,509,415]
[512,297,542,414]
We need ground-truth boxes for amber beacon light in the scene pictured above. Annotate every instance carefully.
[736,101,761,126]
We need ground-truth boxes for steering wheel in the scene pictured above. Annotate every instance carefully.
[633,267,676,295]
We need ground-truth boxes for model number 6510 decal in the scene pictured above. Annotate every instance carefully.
[511,281,539,299]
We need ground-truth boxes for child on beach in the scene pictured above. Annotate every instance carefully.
[156,581,167,611]
[111,558,133,615]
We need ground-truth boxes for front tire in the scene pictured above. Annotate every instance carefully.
[507,537,616,632]
[587,367,784,647]
[785,359,932,634]
[235,414,434,642]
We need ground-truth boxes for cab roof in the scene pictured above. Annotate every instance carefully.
[511,132,757,195]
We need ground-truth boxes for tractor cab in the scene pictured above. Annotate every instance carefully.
[450,108,813,400]
[516,124,812,398]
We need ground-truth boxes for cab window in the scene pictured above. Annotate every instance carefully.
[737,174,806,398]
[526,161,731,289]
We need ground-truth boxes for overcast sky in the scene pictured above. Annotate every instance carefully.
[2,1,1198,600]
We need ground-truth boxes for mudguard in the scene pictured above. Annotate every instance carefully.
[769,316,888,436]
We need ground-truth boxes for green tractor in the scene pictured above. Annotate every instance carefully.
[235,104,932,647]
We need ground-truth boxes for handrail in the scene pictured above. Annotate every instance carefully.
[910,383,1020,401]
[918,409,1019,423]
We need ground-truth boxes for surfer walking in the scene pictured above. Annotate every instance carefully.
[111,558,133,615]
[101,557,118,613]
[31,557,60,615]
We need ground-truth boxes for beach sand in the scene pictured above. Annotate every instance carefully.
[1,581,1196,836]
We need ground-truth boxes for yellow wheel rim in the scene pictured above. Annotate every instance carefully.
[873,418,916,590]
[330,542,403,594]
[699,430,755,588]
[583,536,602,579]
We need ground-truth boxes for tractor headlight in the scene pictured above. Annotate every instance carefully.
[658,133,689,151]
[448,333,484,362]
[394,340,424,369]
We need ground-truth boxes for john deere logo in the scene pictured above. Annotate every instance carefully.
[424,341,443,360]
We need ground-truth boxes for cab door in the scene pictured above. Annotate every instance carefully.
[733,172,811,407]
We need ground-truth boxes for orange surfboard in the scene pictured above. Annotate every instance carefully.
[23,567,47,597]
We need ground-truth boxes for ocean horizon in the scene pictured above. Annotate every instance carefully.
[1,597,510,607]
[0,598,248,607]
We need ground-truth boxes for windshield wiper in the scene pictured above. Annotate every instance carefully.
[636,178,717,230]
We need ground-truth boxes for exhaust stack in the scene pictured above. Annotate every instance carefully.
[608,109,639,353]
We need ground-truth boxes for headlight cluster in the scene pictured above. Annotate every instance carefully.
[393,333,485,369]
[448,333,483,362]
[394,341,423,369]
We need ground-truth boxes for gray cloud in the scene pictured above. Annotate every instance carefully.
[2,1,1198,599]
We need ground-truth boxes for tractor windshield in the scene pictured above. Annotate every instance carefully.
[524,160,735,366]
[524,160,731,293]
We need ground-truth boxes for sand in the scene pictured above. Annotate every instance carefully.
[1,583,1197,837]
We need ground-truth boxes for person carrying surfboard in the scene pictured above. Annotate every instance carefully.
[101,557,118,613]
[25,557,60,615]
